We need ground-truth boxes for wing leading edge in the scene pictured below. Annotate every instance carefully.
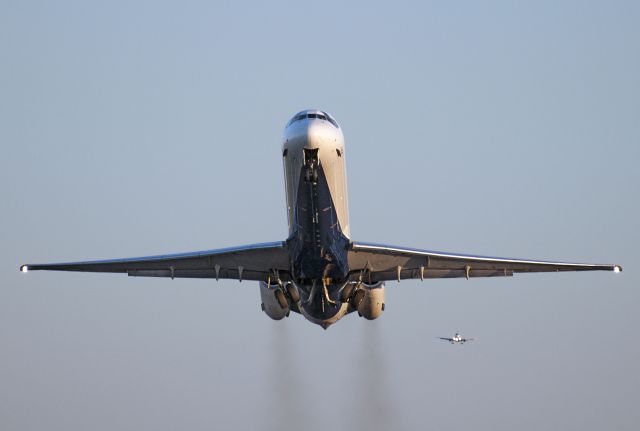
[21,242,290,282]
[348,242,621,283]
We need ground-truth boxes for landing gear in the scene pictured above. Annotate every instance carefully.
[304,167,318,183]
[352,289,365,308]
[340,282,366,312]
[304,148,319,184]
[274,289,288,309]
[340,283,355,303]
[286,283,300,303]
[340,282,365,308]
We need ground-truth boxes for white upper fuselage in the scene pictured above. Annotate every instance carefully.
[282,110,350,239]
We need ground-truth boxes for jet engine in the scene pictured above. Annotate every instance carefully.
[259,281,289,320]
[354,282,385,320]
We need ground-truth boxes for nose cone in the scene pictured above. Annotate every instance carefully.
[283,111,344,153]
[305,120,337,148]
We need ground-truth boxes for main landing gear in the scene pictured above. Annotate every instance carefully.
[340,282,365,310]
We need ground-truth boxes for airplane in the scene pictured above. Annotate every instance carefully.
[20,109,622,329]
[438,332,473,344]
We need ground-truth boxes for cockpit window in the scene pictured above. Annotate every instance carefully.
[287,112,340,128]
[323,112,339,128]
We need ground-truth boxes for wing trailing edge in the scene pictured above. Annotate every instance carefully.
[20,241,291,282]
[347,241,621,283]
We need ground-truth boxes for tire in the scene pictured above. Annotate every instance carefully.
[352,289,365,308]
[275,289,288,309]
[286,284,300,303]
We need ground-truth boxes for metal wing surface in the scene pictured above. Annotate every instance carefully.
[348,242,622,283]
[21,242,290,282]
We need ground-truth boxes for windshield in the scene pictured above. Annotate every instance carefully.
[287,111,339,128]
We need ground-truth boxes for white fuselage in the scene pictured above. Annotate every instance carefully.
[261,109,386,329]
[278,110,353,327]
[282,111,350,238]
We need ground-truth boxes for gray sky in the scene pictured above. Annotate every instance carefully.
[1,1,638,430]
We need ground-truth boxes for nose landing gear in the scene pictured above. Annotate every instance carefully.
[303,148,320,184]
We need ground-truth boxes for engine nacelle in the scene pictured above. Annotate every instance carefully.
[259,281,289,320]
[356,282,385,320]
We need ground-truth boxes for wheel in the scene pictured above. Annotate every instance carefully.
[274,289,288,309]
[286,284,300,303]
[352,289,365,308]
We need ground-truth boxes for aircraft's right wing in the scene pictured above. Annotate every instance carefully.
[348,242,622,283]
[21,242,291,282]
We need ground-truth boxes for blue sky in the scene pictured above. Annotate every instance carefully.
[1,1,638,430]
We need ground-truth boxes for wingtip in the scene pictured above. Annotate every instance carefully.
[613,265,622,273]
[20,265,29,273]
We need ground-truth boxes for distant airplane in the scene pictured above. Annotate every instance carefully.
[438,332,474,344]
[21,109,622,329]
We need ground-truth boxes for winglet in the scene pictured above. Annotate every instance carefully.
[20,265,29,273]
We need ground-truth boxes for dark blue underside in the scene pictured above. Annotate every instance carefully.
[286,152,350,320]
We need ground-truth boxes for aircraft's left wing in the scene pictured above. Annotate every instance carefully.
[348,242,622,283]
[21,242,290,282]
